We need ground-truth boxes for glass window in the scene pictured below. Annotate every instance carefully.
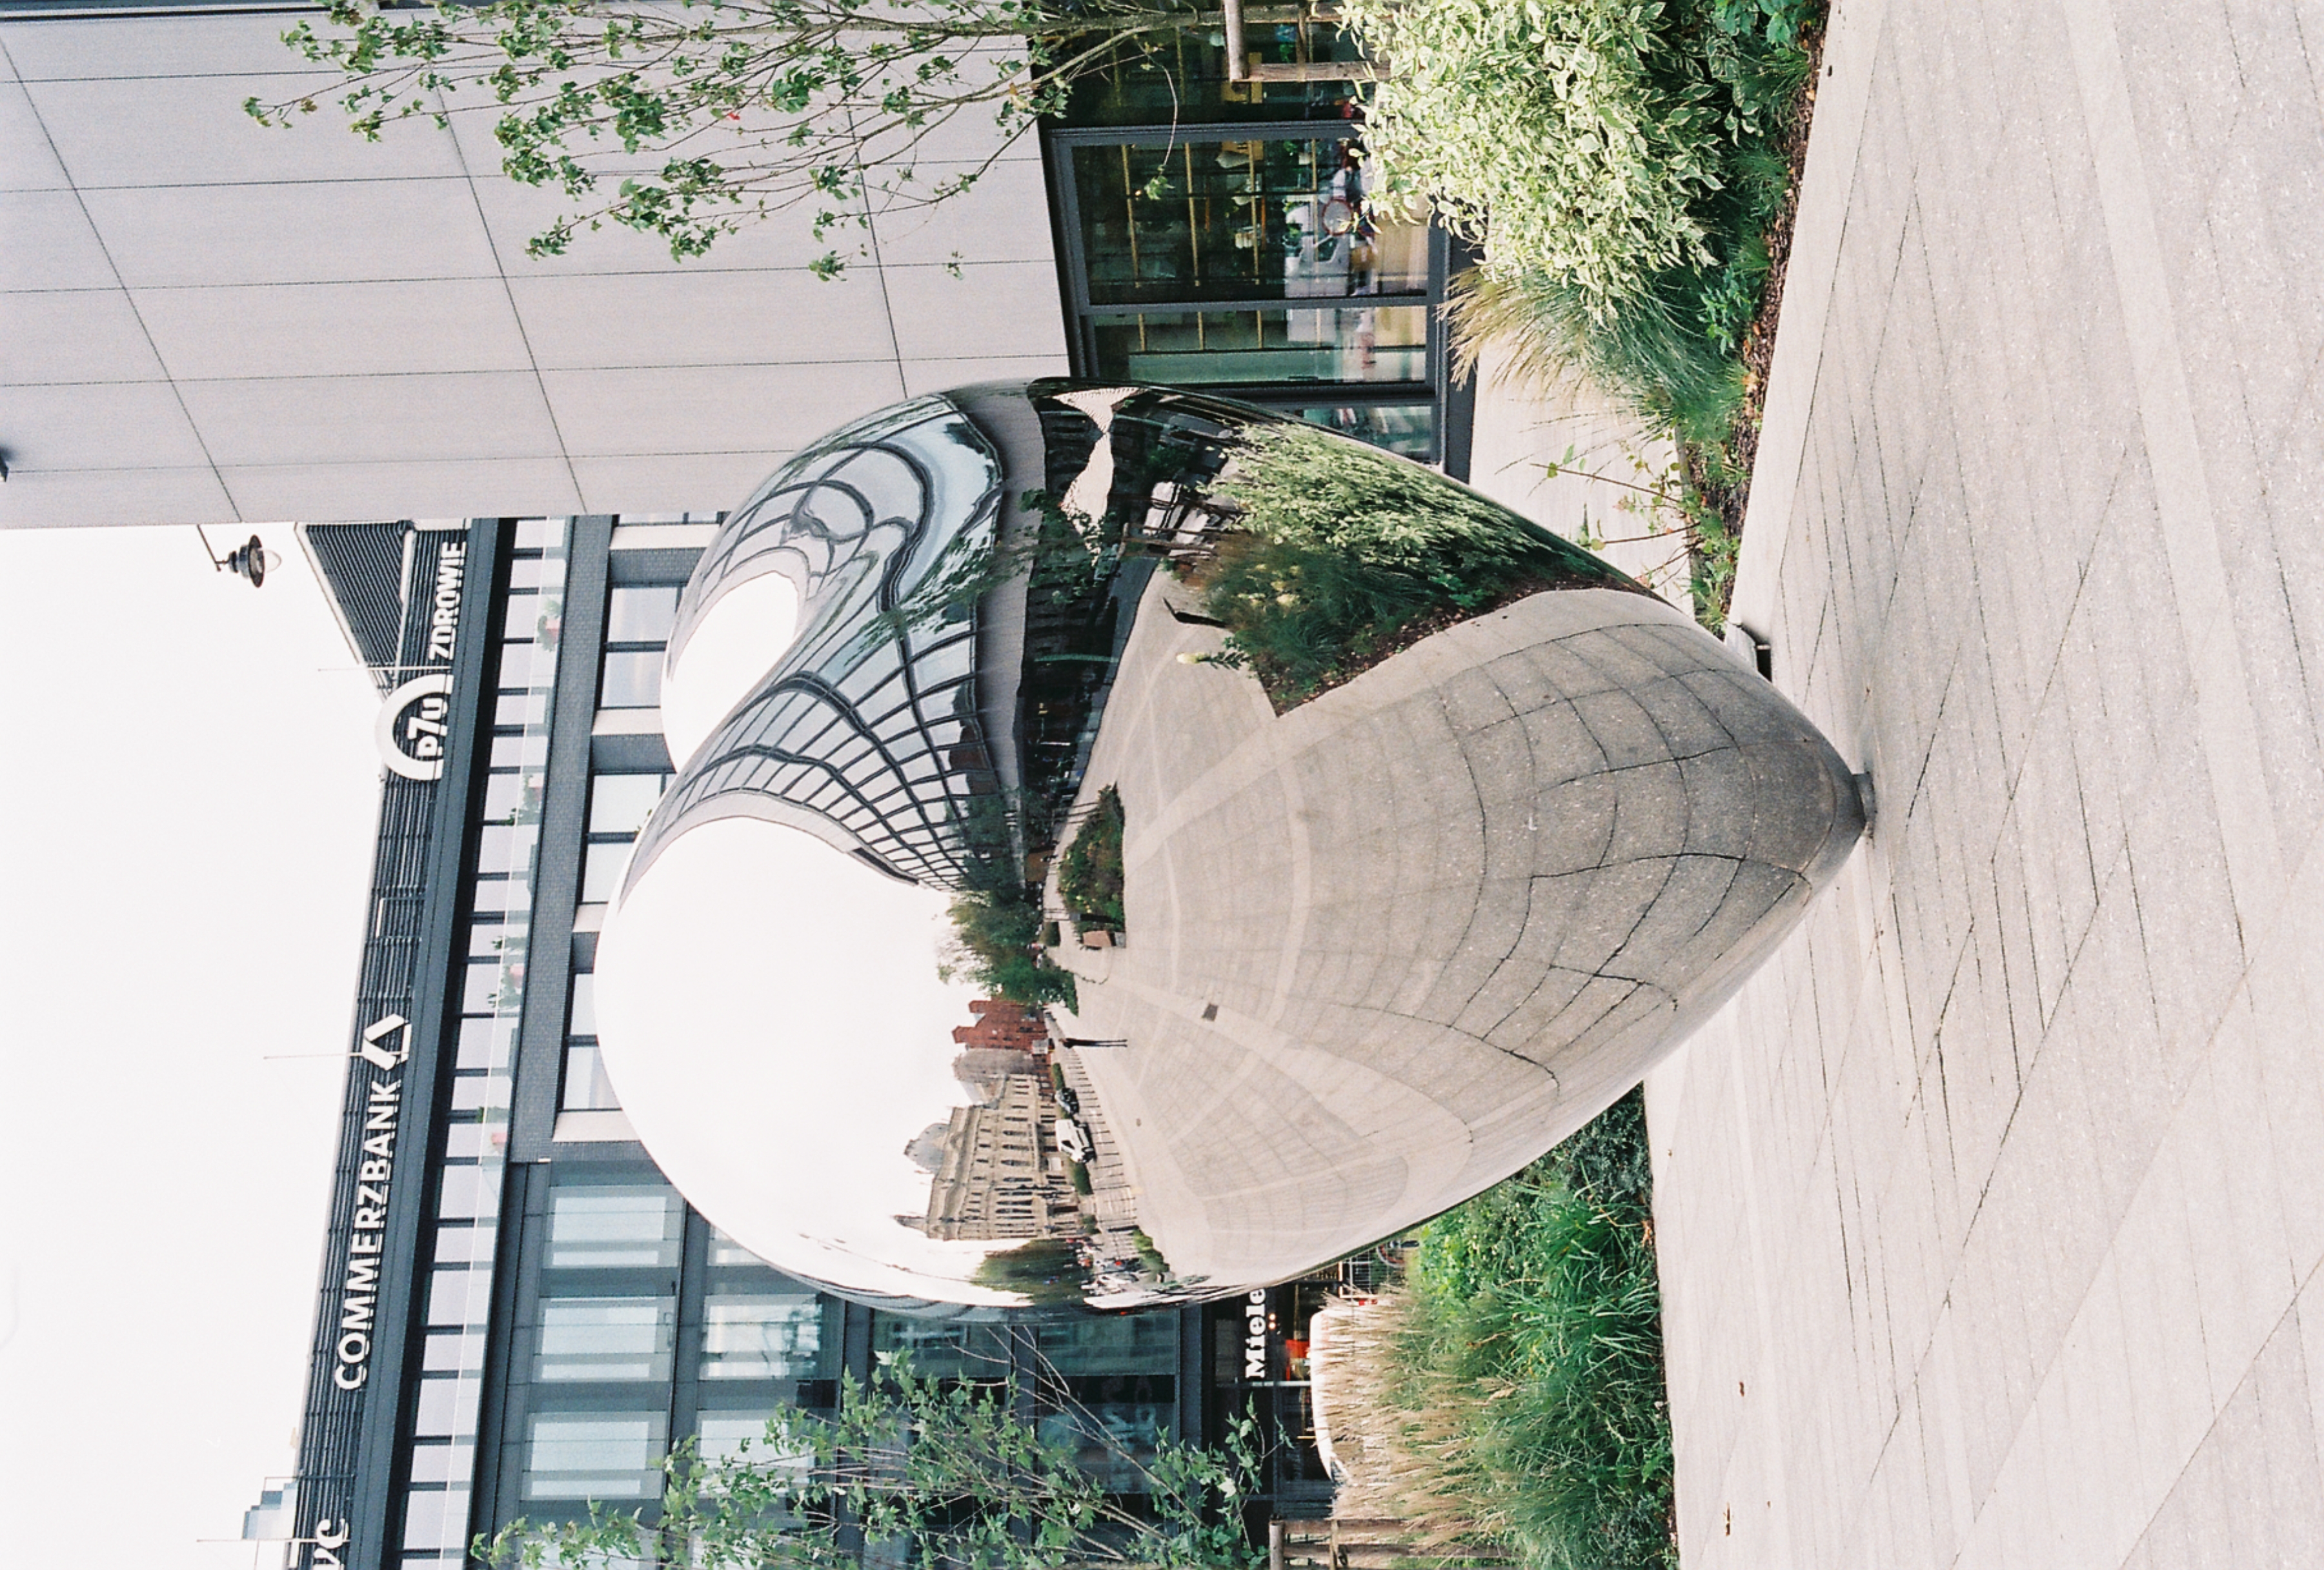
[455,1018,500,1069]
[434,1221,496,1261]
[442,1122,492,1160]
[561,1045,622,1112]
[476,825,539,874]
[873,1314,1011,1378]
[496,689,549,727]
[702,1295,822,1379]
[709,1226,772,1269]
[402,1487,471,1551]
[471,876,524,914]
[1033,1311,1179,1374]
[412,1377,479,1438]
[449,1074,509,1112]
[428,1268,485,1326]
[407,1442,476,1483]
[423,1331,486,1373]
[536,1296,676,1382]
[496,636,539,691]
[567,972,598,1036]
[581,840,634,905]
[1288,401,1437,458]
[437,1166,496,1220]
[481,771,529,823]
[461,961,503,1014]
[607,586,682,644]
[696,1409,809,1469]
[523,1413,667,1500]
[547,1186,681,1269]
[589,773,669,835]
[1089,303,1430,386]
[599,650,663,709]
[1071,136,1430,310]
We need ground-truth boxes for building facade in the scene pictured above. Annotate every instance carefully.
[1,3,1468,529]
[273,511,1335,1570]
[922,1074,1080,1242]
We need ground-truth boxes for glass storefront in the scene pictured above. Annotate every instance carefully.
[1044,25,1468,470]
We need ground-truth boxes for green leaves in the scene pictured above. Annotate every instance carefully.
[251,0,1185,267]
[1342,0,1777,321]
[476,1355,1264,1569]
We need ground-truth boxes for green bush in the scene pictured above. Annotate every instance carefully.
[1056,785,1126,928]
[1342,0,1728,321]
[1389,1091,1674,1569]
[1069,1160,1094,1196]
[1347,0,1817,573]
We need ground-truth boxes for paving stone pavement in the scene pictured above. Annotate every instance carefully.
[1644,1,2324,1565]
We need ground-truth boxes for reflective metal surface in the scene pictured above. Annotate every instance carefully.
[595,381,1864,1311]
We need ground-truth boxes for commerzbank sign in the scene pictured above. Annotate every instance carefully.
[376,536,467,782]
[329,1014,414,1392]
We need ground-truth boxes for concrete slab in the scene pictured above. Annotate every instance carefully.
[1650,0,2324,1564]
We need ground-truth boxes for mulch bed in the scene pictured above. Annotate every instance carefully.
[1691,17,1831,534]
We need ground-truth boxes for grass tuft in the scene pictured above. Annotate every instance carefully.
[1337,1091,1675,1569]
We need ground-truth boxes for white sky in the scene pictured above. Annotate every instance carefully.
[0,527,382,1569]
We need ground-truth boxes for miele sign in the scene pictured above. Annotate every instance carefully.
[376,538,467,782]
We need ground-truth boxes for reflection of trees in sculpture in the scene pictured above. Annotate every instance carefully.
[969,1237,1093,1305]
[475,1355,1261,1569]
[1189,421,1643,706]
[1056,786,1126,929]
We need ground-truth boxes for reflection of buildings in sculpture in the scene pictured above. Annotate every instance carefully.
[924,1076,1082,1242]
[631,398,1013,898]
[953,998,1049,1054]
[1053,1050,1160,1286]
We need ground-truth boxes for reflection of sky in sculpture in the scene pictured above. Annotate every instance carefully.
[598,381,1865,1311]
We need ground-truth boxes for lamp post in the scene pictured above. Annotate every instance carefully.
[195,526,280,587]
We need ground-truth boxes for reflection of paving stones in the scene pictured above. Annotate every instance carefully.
[1649,2,2324,1565]
[1051,578,1859,1289]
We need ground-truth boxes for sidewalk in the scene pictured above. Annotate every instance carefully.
[1644,1,2324,1565]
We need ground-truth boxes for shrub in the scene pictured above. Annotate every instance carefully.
[1069,1160,1094,1196]
[1056,786,1126,928]
[1342,0,1728,322]
[1380,1090,1675,1569]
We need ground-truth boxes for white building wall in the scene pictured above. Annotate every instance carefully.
[0,12,1067,527]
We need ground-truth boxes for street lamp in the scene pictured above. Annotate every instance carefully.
[196,526,280,587]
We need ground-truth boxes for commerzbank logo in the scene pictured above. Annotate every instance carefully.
[374,538,466,782]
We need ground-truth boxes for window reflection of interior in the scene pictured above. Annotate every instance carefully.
[545,1185,681,1269]
[535,1296,677,1382]
[696,1410,796,1465]
[1287,402,1437,458]
[1073,137,1428,308]
[1092,304,1429,385]
[1064,20,1369,126]
[523,1413,667,1500]
[702,1295,824,1379]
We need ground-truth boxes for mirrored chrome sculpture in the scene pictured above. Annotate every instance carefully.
[594,381,1863,1313]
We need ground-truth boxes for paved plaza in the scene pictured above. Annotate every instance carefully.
[1642,0,2324,1565]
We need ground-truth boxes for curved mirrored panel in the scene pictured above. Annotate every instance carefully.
[595,381,1864,1311]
